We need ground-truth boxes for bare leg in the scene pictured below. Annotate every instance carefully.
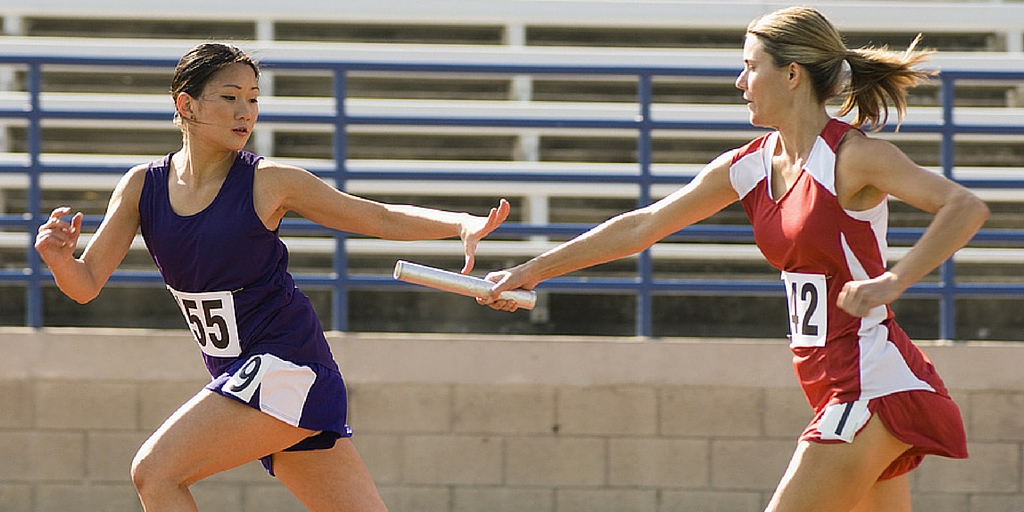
[851,474,911,512]
[766,414,912,512]
[273,439,389,512]
[131,390,313,512]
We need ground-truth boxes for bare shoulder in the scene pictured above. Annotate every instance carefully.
[254,158,302,193]
[115,163,150,200]
[256,157,304,175]
[124,162,150,182]
[836,129,908,171]
[706,148,739,174]
[255,158,319,185]
[690,147,742,190]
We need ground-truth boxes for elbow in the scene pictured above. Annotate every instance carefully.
[976,196,991,225]
[59,283,100,305]
[68,290,98,305]
[617,210,660,255]
[960,189,990,230]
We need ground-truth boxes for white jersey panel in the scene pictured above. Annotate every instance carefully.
[803,135,838,195]
[729,132,774,198]
[840,234,934,399]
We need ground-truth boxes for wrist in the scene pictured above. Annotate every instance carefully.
[880,270,909,295]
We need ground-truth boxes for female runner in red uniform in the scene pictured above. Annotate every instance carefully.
[481,7,989,512]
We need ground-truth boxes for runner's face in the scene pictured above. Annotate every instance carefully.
[189,63,259,150]
[736,34,790,128]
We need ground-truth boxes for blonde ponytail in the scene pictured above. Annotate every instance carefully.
[839,35,936,131]
[748,7,935,131]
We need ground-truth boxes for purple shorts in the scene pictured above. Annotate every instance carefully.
[206,353,353,476]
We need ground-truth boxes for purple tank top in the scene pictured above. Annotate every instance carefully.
[138,151,338,377]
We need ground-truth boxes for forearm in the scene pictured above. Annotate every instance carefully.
[375,204,470,241]
[47,258,105,304]
[888,190,989,289]
[518,210,651,283]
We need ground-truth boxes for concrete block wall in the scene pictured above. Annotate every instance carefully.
[2,327,1024,512]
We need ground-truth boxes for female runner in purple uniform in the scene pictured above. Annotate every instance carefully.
[35,43,509,512]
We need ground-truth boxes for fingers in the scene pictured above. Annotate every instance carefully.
[476,296,520,312]
[492,198,510,224]
[461,198,510,274]
[482,198,510,234]
[70,211,84,233]
[461,250,476,275]
[836,283,860,317]
[837,276,898,318]
[479,270,513,302]
[36,207,82,251]
[49,206,72,221]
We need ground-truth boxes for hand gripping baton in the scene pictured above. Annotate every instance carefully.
[393,260,536,310]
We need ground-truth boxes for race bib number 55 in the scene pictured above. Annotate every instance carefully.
[167,286,241,357]
[782,271,827,347]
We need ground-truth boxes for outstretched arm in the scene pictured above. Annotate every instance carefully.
[255,160,510,273]
[35,166,145,303]
[481,153,740,310]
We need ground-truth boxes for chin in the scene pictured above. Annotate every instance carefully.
[228,139,251,152]
[747,113,773,130]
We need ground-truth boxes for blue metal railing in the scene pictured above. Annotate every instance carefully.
[1,54,1022,338]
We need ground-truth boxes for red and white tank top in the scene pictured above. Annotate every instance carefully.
[728,119,946,411]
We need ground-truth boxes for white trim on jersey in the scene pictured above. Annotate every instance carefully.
[804,134,838,195]
[841,234,934,399]
[729,141,770,200]
[844,200,890,265]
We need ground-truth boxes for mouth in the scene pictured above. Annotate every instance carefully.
[233,127,250,136]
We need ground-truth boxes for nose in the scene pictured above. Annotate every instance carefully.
[735,69,747,91]
[237,101,256,121]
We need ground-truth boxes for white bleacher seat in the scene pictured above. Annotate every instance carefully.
[1,7,1022,269]
[4,1,1024,35]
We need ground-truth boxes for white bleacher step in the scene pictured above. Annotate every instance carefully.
[3,91,1024,131]
[0,232,1019,265]
[3,35,1024,71]
[0,153,1019,201]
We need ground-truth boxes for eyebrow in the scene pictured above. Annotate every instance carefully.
[219,84,260,92]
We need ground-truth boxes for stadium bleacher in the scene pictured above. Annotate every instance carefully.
[1,1,1023,339]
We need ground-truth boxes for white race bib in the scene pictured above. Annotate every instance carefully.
[167,286,242,357]
[781,271,827,347]
[222,354,317,427]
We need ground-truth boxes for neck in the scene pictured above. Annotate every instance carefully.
[774,109,831,162]
[173,139,237,184]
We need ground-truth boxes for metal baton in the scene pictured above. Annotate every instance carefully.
[393,260,536,310]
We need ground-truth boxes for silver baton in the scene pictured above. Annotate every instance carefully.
[393,260,537,310]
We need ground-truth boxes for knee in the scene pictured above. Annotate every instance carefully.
[129,448,153,493]
[130,445,177,496]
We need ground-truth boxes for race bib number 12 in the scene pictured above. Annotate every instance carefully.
[167,286,242,357]
[782,271,827,347]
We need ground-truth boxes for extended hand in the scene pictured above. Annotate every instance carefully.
[460,198,510,274]
[35,206,83,269]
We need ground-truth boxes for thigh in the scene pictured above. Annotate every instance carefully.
[766,414,912,512]
[273,439,388,512]
[851,474,911,512]
[135,389,314,486]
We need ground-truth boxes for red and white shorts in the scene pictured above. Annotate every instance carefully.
[800,390,968,480]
